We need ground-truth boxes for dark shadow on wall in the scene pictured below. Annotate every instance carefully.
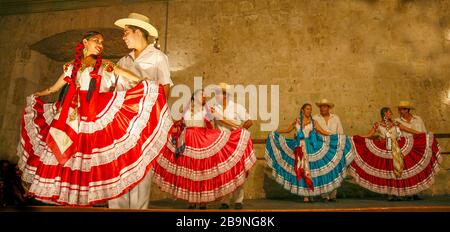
[30,28,129,62]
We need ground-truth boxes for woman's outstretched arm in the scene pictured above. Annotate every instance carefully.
[34,73,67,97]
[361,124,377,138]
[277,119,296,134]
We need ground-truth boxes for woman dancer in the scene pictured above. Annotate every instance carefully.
[265,103,354,202]
[151,90,256,209]
[349,107,441,200]
[17,31,173,206]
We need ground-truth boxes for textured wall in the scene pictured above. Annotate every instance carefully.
[0,0,448,199]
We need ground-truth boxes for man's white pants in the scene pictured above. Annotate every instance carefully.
[221,185,244,205]
[108,171,153,209]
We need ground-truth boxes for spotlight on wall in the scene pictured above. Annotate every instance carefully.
[444,29,450,41]
[442,90,450,105]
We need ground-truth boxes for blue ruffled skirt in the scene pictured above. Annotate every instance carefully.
[265,132,354,196]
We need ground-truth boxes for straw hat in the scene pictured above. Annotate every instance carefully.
[114,13,158,37]
[315,99,334,108]
[398,101,415,109]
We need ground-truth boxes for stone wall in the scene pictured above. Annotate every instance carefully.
[0,0,448,199]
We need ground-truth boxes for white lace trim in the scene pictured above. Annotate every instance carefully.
[277,134,343,163]
[267,133,349,176]
[155,132,254,181]
[21,81,166,170]
[265,148,348,196]
[166,130,231,159]
[17,144,37,185]
[152,169,250,203]
[350,134,440,179]
[18,95,58,169]
[17,82,174,205]
[43,103,57,125]
[348,150,442,196]
[26,109,172,205]
[78,92,126,133]
[365,135,414,159]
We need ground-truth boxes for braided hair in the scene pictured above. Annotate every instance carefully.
[380,107,392,128]
[86,47,102,101]
[299,103,315,131]
[58,42,83,104]
[59,31,103,103]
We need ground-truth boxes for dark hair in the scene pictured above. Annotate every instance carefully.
[126,25,160,49]
[59,31,103,103]
[380,107,391,120]
[82,31,103,41]
[298,103,315,131]
[301,103,312,112]
[399,107,411,113]
[191,89,203,102]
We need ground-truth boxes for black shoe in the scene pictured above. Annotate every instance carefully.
[199,205,207,210]
[234,203,243,210]
[412,195,423,201]
[219,203,229,209]
[328,198,337,202]
[188,204,196,209]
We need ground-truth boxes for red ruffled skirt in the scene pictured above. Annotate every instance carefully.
[349,133,441,196]
[152,127,256,203]
[17,81,173,206]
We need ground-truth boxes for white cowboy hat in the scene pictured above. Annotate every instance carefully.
[398,101,415,109]
[114,13,158,37]
[315,98,334,108]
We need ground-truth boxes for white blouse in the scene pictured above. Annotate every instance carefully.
[64,63,115,93]
[377,124,401,139]
[183,107,207,128]
[294,122,314,138]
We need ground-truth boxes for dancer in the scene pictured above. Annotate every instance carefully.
[313,98,344,202]
[151,90,256,209]
[395,101,427,200]
[17,31,172,206]
[214,83,254,209]
[265,103,354,202]
[395,101,426,136]
[349,107,441,200]
[108,13,174,209]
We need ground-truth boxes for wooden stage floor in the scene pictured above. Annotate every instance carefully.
[2,197,450,212]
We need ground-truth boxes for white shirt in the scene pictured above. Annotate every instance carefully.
[115,45,173,90]
[214,100,251,132]
[63,64,114,93]
[374,123,402,139]
[312,113,344,134]
[395,115,427,136]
